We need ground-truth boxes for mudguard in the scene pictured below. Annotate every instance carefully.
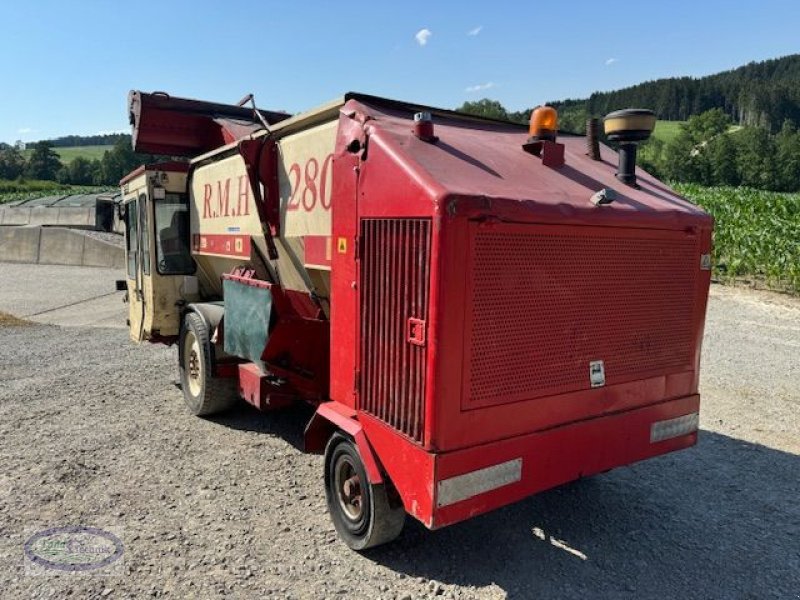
[305,401,383,484]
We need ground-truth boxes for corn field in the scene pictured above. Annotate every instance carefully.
[0,184,113,205]
[676,184,800,293]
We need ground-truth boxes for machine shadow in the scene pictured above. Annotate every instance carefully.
[365,431,800,598]
[206,399,315,452]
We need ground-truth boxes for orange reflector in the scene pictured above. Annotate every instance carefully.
[528,106,558,142]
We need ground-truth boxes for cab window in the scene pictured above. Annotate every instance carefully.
[125,199,138,278]
[139,193,151,276]
[154,193,195,275]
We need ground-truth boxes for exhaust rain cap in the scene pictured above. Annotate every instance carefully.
[604,108,656,187]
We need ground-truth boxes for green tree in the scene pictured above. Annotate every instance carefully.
[89,159,104,185]
[0,147,26,179]
[775,120,800,191]
[457,99,509,121]
[98,139,140,185]
[662,131,711,183]
[25,141,62,180]
[67,156,95,185]
[684,108,731,143]
[708,134,740,186]
[736,127,777,189]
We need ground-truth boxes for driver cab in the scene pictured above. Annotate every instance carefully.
[120,162,199,342]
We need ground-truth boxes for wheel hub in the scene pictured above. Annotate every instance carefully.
[335,458,364,521]
[188,352,200,380]
[183,331,203,397]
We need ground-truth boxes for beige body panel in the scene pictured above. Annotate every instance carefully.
[189,118,338,302]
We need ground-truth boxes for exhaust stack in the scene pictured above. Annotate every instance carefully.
[586,118,601,160]
[603,109,656,186]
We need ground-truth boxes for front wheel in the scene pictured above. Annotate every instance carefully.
[178,312,238,416]
[324,433,405,550]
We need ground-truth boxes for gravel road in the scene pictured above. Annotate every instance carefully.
[0,267,798,599]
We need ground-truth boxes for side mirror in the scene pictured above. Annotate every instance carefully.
[115,280,127,291]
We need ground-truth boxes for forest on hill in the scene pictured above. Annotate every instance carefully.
[456,55,800,192]
[548,54,800,133]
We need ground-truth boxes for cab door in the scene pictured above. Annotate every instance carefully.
[123,191,150,341]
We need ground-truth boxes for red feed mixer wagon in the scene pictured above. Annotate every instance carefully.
[118,90,713,549]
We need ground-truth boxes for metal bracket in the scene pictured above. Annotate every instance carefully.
[407,317,426,346]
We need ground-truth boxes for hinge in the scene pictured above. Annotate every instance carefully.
[355,235,362,261]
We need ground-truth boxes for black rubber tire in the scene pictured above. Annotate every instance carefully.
[178,312,238,416]
[324,433,405,550]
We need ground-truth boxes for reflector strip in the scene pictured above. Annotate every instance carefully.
[650,412,699,443]
[437,458,522,508]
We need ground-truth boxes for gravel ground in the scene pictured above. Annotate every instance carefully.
[0,279,798,599]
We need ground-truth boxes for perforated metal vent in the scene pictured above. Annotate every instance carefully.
[465,224,699,409]
[360,219,431,443]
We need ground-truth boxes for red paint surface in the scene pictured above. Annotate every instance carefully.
[303,235,331,268]
[237,363,294,411]
[431,394,700,528]
[192,233,251,258]
[318,97,712,529]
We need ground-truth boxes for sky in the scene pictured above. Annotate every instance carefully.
[1,0,798,144]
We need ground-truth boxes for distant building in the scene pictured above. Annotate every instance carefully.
[15,140,26,151]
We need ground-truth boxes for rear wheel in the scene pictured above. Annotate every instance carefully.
[324,433,405,550]
[179,312,238,416]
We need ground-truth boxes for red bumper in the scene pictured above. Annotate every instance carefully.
[431,394,699,528]
[361,394,700,529]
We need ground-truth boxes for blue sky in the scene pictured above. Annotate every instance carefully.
[1,0,798,144]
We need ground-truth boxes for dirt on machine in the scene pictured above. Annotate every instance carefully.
[118,89,713,549]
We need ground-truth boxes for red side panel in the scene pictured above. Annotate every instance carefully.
[329,112,364,409]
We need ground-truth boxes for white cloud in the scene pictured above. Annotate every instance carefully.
[467,26,483,36]
[415,28,432,46]
[465,82,496,93]
[605,57,618,66]
[17,127,33,134]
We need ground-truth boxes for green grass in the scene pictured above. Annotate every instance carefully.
[676,183,800,293]
[0,181,114,204]
[652,120,686,144]
[651,120,743,145]
[21,145,111,165]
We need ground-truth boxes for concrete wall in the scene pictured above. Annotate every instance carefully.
[0,227,125,269]
[0,205,104,229]
[0,227,41,263]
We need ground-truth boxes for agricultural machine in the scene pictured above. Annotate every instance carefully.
[118,90,712,548]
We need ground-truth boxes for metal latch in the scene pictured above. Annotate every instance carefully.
[589,360,606,388]
[407,318,426,346]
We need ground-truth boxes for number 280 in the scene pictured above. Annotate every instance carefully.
[286,154,333,212]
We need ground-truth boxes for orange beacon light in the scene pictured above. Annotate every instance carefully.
[528,106,558,142]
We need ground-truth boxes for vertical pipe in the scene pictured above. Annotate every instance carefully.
[586,118,601,161]
[616,143,638,185]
